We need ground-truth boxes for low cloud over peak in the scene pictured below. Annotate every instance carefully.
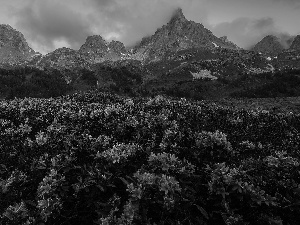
[15,0,94,53]
[1,0,297,54]
[210,17,295,50]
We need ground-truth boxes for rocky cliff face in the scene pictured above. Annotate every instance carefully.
[35,47,88,70]
[290,35,300,51]
[79,35,108,57]
[108,40,127,54]
[220,36,241,50]
[132,8,240,62]
[79,36,127,63]
[251,35,284,54]
[0,24,35,64]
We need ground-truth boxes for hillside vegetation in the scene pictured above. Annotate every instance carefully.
[0,67,70,99]
[1,91,300,224]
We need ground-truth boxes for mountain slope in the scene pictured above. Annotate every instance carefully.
[132,8,240,62]
[79,35,128,63]
[0,24,35,64]
[290,35,300,51]
[34,47,87,69]
[251,35,284,54]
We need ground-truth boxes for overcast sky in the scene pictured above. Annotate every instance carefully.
[1,0,299,54]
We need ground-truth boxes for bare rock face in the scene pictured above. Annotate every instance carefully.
[220,36,241,50]
[79,35,127,63]
[33,36,128,69]
[36,47,88,70]
[290,35,300,51]
[108,40,126,54]
[79,35,108,57]
[132,8,240,62]
[0,24,35,64]
[251,35,284,54]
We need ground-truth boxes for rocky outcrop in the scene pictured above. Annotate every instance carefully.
[0,24,35,64]
[290,35,300,51]
[251,35,284,54]
[220,36,241,50]
[132,8,240,62]
[79,35,108,57]
[79,35,127,63]
[32,36,128,69]
[35,47,88,70]
[108,40,126,54]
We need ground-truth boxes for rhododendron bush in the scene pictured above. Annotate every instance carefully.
[1,91,300,224]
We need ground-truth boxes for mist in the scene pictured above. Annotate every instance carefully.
[3,0,297,54]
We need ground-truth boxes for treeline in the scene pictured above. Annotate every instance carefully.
[231,69,300,98]
[92,63,143,96]
[0,67,71,99]
[3,65,300,101]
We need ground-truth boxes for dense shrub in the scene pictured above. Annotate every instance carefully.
[1,91,300,224]
[231,69,300,98]
[0,67,70,99]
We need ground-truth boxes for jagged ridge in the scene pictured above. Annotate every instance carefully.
[132,8,239,61]
[0,24,35,64]
[251,35,284,54]
[290,35,300,51]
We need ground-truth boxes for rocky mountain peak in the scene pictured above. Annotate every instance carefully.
[219,36,241,49]
[108,40,126,54]
[0,24,15,32]
[0,24,35,64]
[85,35,107,44]
[0,24,32,51]
[252,35,284,54]
[53,47,76,54]
[132,8,239,61]
[266,35,280,41]
[220,36,229,42]
[78,35,128,63]
[79,35,108,55]
[168,8,187,25]
[290,35,300,50]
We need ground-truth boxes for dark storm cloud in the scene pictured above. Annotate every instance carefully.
[88,0,199,46]
[15,0,93,53]
[14,0,197,53]
[9,0,299,53]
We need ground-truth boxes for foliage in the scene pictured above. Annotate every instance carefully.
[1,90,300,224]
[231,69,300,98]
[0,66,70,99]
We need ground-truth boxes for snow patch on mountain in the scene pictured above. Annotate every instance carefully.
[212,42,219,48]
[191,70,218,80]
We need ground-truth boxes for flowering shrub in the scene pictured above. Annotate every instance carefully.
[99,143,141,164]
[0,90,300,224]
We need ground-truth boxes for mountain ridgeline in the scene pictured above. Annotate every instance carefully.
[131,8,239,61]
[0,8,300,100]
[0,24,36,65]
[0,8,242,67]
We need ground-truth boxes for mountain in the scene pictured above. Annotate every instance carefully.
[290,35,300,51]
[79,35,108,61]
[220,36,241,50]
[132,8,240,62]
[2,11,300,101]
[33,47,88,70]
[0,24,35,64]
[79,35,128,63]
[1,9,242,66]
[251,35,284,54]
